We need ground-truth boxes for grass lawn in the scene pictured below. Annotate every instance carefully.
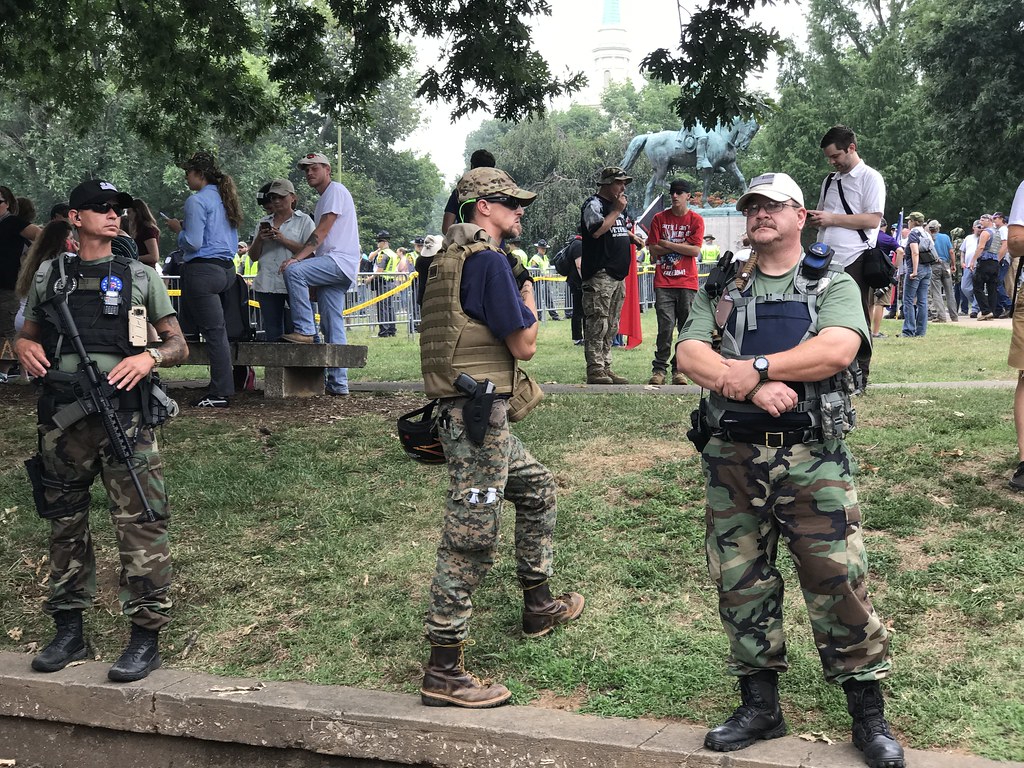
[1,317,1022,762]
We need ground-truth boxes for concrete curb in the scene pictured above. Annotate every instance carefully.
[1,653,1016,768]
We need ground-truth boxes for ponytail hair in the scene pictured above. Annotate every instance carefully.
[213,170,244,230]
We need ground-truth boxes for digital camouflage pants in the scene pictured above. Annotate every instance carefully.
[36,411,172,631]
[425,397,557,644]
[582,269,625,376]
[702,437,891,684]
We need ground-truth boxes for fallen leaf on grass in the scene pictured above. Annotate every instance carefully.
[953,411,966,418]
[209,682,265,696]
[971,585,987,594]
[363,573,369,586]
[7,628,22,641]
[798,731,834,744]
[911,399,934,405]
[938,449,964,457]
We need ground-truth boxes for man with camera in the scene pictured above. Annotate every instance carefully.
[417,167,584,709]
[677,172,904,768]
[15,179,187,683]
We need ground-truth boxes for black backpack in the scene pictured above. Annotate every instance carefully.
[550,237,575,277]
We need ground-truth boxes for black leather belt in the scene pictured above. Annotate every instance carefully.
[718,428,822,448]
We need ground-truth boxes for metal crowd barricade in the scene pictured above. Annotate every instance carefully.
[163,262,716,340]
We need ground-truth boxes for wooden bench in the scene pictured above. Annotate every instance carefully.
[2,337,368,399]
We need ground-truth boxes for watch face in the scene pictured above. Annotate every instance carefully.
[754,357,769,371]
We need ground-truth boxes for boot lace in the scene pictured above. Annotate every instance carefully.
[853,689,894,738]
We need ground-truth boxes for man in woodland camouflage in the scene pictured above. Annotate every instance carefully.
[15,180,187,682]
[418,167,584,708]
[677,172,904,768]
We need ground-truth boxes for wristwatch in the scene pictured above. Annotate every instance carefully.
[753,356,770,382]
[145,347,163,368]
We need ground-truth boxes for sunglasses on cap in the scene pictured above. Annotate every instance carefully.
[79,202,125,214]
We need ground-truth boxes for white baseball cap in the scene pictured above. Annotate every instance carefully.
[735,172,805,211]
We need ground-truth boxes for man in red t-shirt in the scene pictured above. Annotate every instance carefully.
[646,178,705,385]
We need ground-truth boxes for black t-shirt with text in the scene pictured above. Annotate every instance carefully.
[580,194,631,281]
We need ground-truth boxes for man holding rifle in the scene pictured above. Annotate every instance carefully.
[15,179,187,682]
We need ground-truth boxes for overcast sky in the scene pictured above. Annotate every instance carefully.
[399,0,809,180]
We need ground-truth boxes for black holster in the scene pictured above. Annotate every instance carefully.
[687,398,712,453]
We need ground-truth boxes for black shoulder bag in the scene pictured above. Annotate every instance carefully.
[824,174,895,289]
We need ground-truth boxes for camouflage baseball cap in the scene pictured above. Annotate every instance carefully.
[596,166,633,185]
[456,168,536,205]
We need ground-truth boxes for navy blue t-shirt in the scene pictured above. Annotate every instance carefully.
[460,249,536,340]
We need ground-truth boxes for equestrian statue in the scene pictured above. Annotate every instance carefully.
[620,117,760,209]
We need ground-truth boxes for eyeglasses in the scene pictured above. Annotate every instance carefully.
[741,200,799,218]
[670,190,690,196]
[482,196,524,210]
[79,202,123,214]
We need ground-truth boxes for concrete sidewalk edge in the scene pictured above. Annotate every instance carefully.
[0,652,1015,768]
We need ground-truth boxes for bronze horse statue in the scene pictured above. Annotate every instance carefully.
[620,118,760,209]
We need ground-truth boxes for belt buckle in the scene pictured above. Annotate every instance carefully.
[765,431,784,448]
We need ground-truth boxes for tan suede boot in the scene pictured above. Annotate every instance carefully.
[420,642,511,708]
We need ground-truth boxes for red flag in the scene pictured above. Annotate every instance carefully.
[619,240,643,349]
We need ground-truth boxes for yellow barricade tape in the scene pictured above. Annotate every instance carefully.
[343,276,415,316]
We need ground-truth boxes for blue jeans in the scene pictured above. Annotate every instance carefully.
[902,263,932,337]
[959,268,974,313]
[284,256,353,393]
[255,291,291,342]
[998,258,1013,311]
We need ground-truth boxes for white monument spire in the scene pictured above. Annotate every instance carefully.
[587,0,632,105]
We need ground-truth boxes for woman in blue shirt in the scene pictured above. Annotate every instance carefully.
[166,151,243,408]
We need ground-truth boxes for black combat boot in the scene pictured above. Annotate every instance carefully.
[107,624,161,682]
[704,670,788,752]
[843,679,906,768]
[32,610,87,673]
[521,578,585,638]
[420,642,511,708]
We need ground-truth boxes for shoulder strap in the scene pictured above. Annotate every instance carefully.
[832,176,869,244]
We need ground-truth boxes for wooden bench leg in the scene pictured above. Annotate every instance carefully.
[264,367,325,398]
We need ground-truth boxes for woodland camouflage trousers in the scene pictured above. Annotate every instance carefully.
[702,436,891,684]
[34,410,172,631]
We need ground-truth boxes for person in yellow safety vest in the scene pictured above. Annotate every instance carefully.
[234,240,259,276]
[700,234,721,263]
[528,239,561,320]
[509,240,529,269]
[369,230,399,337]
[637,245,652,268]
[528,240,549,271]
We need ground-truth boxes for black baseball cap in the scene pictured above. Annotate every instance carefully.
[669,179,692,194]
[68,180,133,210]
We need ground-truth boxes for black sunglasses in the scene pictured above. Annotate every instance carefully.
[482,196,525,210]
[79,202,124,214]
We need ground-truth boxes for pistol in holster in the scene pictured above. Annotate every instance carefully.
[454,373,496,446]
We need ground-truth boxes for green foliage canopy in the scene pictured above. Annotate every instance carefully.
[0,0,584,154]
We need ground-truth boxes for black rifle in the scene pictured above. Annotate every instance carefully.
[43,292,157,523]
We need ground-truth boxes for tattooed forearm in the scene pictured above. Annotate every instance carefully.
[153,316,189,366]
[304,233,320,249]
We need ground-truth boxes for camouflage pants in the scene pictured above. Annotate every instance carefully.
[36,411,172,631]
[702,437,890,684]
[582,270,625,376]
[425,397,557,644]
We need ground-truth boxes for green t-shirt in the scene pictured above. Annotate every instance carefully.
[679,262,870,349]
[26,255,176,374]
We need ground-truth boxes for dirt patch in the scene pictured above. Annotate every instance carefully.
[532,687,588,711]
[562,436,695,481]
[888,524,959,572]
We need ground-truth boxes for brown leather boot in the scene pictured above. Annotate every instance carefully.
[420,642,511,708]
[521,578,585,637]
[604,368,629,384]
